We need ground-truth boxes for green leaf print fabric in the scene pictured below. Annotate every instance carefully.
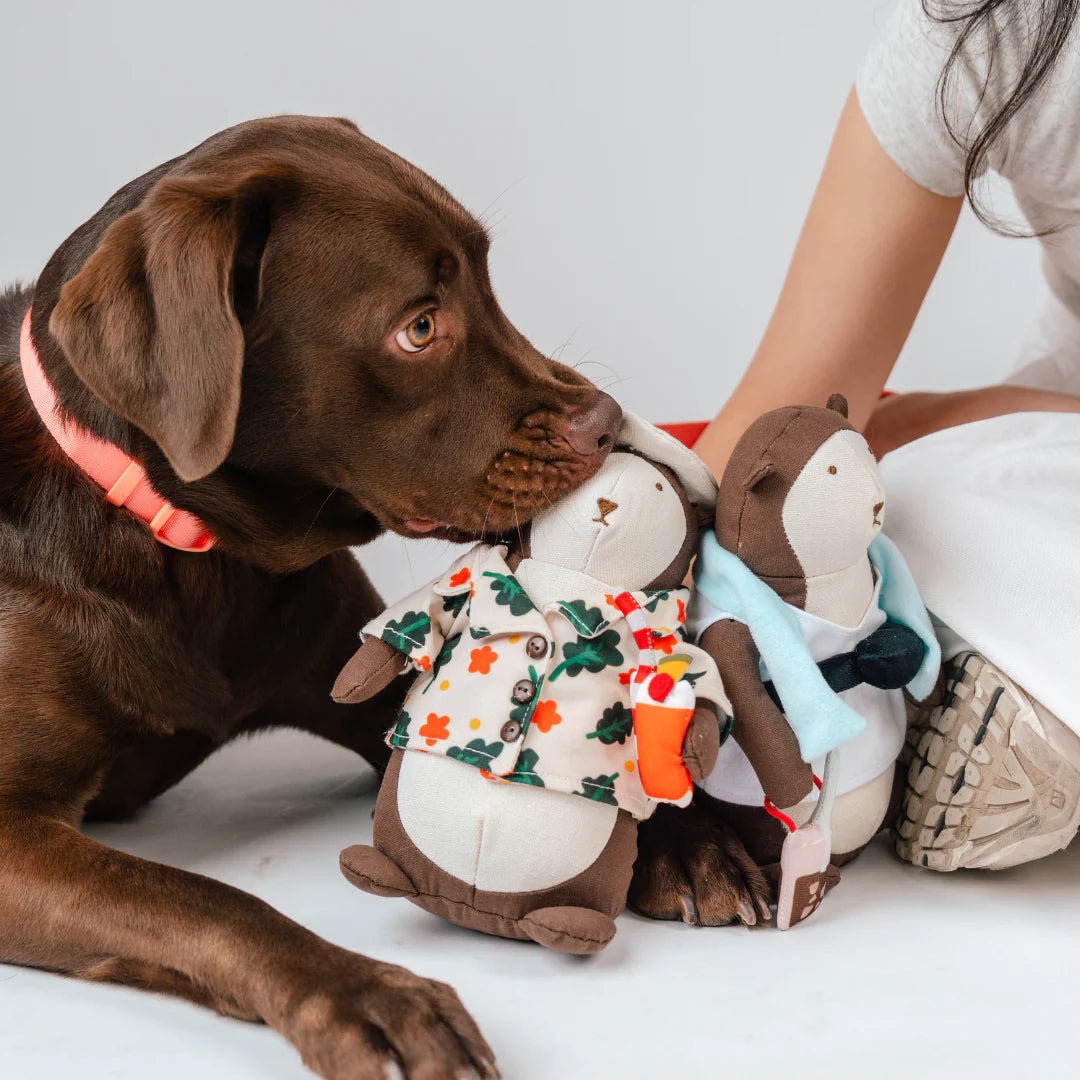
[548,629,624,681]
[587,702,633,745]
[448,738,505,770]
[482,571,535,616]
[574,773,620,805]
[388,711,411,749]
[422,633,462,693]
[380,610,432,654]
[505,748,545,787]
[554,599,609,637]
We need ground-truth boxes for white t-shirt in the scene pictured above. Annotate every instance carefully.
[694,575,907,806]
[857,0,1080,316]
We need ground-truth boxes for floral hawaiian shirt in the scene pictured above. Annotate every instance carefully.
[362,543,728,820]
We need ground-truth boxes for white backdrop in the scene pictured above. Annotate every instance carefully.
[3,7,1074,1080]
[0,0,1045,603]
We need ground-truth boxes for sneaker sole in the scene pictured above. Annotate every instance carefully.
[895,652,1080,871]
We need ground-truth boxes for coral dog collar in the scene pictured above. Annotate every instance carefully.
[18,309,215,553]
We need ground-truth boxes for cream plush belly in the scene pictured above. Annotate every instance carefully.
[787,767,893,855]
[397,751,619,893]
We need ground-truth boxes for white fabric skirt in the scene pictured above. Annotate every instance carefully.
[880,293,1080,735]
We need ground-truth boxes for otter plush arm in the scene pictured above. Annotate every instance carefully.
[682,704,722,783]
[699,619,813,808]
[332,638,408,705]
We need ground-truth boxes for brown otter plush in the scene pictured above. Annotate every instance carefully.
[332,415,732,953]
[689,395,938,924]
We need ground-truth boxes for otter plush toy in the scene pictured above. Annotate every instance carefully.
[690,395,940,927]
[332,414,730,954]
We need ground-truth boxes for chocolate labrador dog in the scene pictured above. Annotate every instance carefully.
[0,114,765,1078]
[0,114,631,1079]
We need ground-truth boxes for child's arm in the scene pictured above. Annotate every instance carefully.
[694,89,963,477]
[865,385,1080,458]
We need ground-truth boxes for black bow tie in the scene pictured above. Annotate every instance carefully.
[764,621,925,713]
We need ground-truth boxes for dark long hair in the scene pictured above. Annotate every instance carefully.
[925,0,1079,233]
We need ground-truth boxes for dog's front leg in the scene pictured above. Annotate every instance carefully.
[0,812,496,1079]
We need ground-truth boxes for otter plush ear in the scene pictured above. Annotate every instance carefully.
[744,461,776,491]
[49,167,296,482]
[826,393,849,419]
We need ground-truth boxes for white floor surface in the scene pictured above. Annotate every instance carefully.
[3,729,1077,1080]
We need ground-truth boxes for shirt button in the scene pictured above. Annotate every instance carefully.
[500,719,523,742]
[525,635,548,659]
[511,679,535,704]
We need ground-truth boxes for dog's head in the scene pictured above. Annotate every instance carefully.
[37,116,620,571]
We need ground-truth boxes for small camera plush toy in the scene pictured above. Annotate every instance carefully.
[332,414,730,953]
[689,395,940,928]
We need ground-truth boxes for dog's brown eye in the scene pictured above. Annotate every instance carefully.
[397,312,437,353]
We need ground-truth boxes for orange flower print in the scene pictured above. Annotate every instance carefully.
[619,668,636,686]
[419,712,450,746]
[677,597,686,623]
[531,699,562,733]
[418,655,432,671]
[604,593,617,608]
[468,645,498,674]
[655,634,677,656]
[449,567,471,588]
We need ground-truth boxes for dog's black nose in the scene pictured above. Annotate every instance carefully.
[567,392,622,456]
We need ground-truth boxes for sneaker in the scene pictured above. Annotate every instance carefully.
[896,652,1080,870]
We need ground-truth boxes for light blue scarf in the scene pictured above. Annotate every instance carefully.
[693,532,941,761]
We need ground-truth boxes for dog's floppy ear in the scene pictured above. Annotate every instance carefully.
[49,167,296,482]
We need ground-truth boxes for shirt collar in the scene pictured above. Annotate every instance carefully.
[434,544,688,641]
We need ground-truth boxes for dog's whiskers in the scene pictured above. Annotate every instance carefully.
[597,375,630,394]
[479,490,499,541]
[570,356,620,380]
[400,535,417,589]
[475,176,527,224]
[302,486,338,545]
[511,494,524,553]
[569,348,596,372]
[549,328,580,364]
[538,487,576,534]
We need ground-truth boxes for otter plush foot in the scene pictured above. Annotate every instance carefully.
[629,801,772,927]
[518,907,617,954]
[340,845,418,898]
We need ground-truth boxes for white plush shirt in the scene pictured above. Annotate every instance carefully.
[692,575,907,806]
[857,0,1080,316]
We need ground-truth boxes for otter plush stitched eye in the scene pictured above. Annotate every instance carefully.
[396,312,437,353]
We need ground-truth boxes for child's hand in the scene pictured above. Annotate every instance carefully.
[865,386,1080,459]
[864,391,956,458]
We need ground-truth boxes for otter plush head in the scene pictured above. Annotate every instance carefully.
[716,394,885,609]
[520,412,718,590]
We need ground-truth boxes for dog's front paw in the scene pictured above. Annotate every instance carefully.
[281,952,498,1080]
[629,801,772,927]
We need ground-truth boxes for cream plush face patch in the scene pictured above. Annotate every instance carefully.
[528,452,687,590]
[782,430,885,578]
